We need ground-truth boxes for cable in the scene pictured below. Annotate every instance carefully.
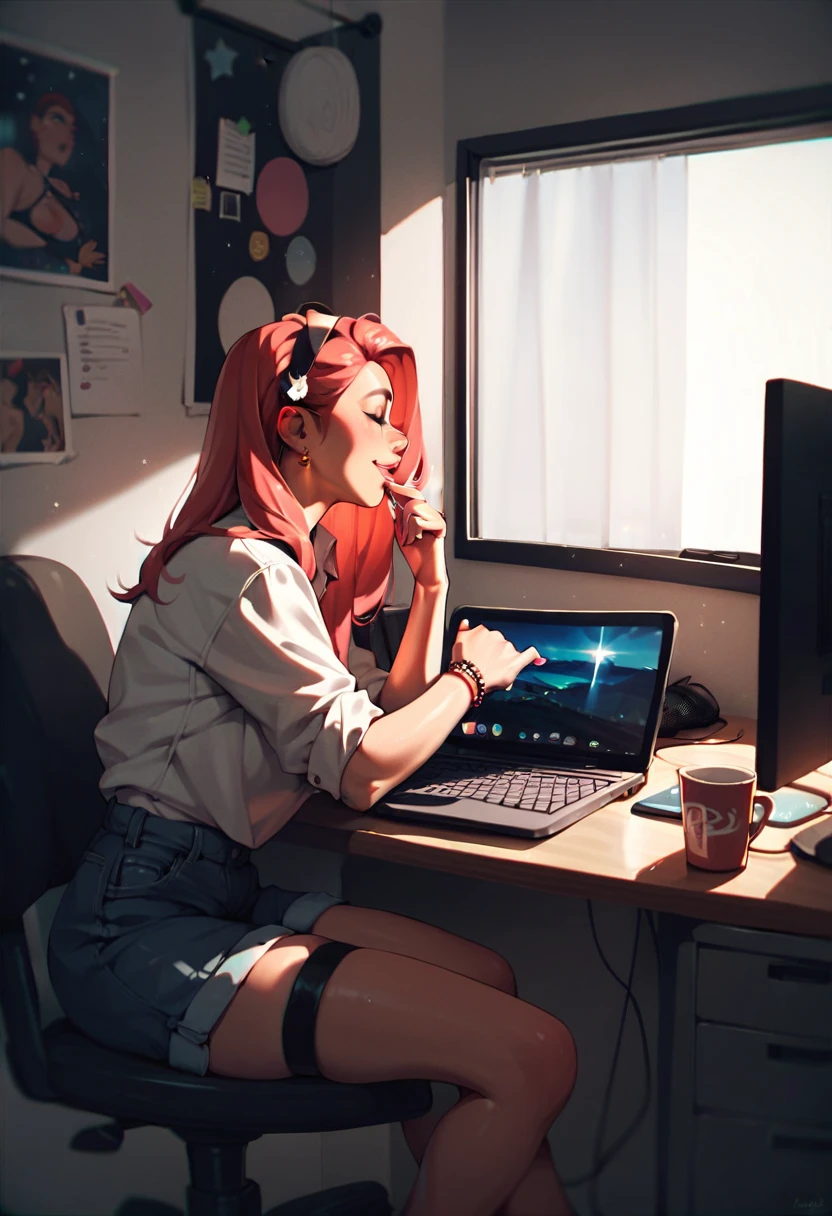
[588,908,645,1216]
[561,901,655,1208]
[655,725,746,754]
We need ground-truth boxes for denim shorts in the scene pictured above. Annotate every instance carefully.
[47,800,345,1076]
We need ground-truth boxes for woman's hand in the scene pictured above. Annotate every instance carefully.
[67,240,106,274]
[387,485,448,591]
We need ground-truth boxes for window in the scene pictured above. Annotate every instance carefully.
[455,86,832,594]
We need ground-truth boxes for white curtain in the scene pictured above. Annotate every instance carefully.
[477,157,688,552]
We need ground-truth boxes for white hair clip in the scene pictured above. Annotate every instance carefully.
[286,372,309,402]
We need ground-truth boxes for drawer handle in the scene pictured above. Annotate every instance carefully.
[767,1043,832,1065]
[767,962,831,985]
[771,1133,832,1154]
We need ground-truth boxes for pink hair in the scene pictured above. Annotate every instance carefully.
[113,313,427,665]
[32,93,76,120]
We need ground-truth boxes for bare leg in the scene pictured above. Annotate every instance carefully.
[311,904,572,1213]
[405,1098,570,1216]
[210,937,577,1216]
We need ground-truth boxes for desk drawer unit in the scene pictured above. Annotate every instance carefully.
[692,1115,832,1216]
[695,1022,832,1125]
[663,925,832,1216]
[696,946,832,1038]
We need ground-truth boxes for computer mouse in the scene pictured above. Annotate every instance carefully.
[790,817,832,866]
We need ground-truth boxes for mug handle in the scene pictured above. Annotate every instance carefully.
[750,794,775,841]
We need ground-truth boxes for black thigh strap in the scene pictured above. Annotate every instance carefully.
[282,940,359,1077]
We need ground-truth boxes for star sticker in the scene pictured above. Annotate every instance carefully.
[204,38,237,82]
[237,116,251,135]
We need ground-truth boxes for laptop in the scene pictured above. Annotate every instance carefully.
[372,606,677,839]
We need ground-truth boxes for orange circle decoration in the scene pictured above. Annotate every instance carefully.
[248,230,270,262]
[255,157,309,237]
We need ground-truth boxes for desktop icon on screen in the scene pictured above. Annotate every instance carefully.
[492,723,503,736]
[564,736,576,746]
[462,721,476,735]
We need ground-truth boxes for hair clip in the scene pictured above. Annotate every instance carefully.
[286,372,309,401]
[282,308,341,404]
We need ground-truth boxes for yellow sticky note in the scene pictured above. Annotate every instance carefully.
[191,177,212,211]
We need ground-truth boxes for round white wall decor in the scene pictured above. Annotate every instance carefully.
[217,276,275,353]
[278,46,360,167]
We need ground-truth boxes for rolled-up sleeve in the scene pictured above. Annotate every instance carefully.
[202,561,385,799]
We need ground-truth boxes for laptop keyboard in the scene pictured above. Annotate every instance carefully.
[396,756,617,815]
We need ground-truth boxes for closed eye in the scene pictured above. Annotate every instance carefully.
[367,412,386,427]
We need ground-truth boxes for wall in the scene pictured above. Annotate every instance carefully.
[442,0,832,719]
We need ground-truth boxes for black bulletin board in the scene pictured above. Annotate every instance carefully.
[187,11,380,410]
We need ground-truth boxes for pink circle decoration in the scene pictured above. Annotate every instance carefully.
[255,157,309,237]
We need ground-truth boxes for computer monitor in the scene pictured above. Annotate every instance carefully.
[757,378,832,805]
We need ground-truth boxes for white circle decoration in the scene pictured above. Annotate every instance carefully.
[217,276,275,353]
[278,46,360,167]
[286,235,317,286]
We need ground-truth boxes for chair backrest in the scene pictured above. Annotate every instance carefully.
[354,605,410,670]
[0,556,113,923]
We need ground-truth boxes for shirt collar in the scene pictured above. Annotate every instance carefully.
[313,523,339,583]
[217,505,338,585]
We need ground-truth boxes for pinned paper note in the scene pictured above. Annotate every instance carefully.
[62,304,144,415]
[216,117,255,195]
[191,176,212,211]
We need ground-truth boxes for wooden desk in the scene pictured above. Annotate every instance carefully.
[280,719,832,940]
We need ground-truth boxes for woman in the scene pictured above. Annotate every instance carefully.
[0,92,105,276]
[48,310,577,1216]
[34,368,65,451]
[0,359,49,453]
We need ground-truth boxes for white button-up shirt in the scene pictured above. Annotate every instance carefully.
[96,506,389,846]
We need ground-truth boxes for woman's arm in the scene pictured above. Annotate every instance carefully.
[341,668,472,811]
[378,578,448,713]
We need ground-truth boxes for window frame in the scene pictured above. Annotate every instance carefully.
[454,84,832,596]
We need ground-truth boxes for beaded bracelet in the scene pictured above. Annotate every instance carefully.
[447,658,486,708]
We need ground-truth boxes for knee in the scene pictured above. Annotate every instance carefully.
[513,1013,578,1112]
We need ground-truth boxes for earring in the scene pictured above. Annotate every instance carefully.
[298,448,311,467]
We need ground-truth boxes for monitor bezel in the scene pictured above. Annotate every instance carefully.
[443,606,678,773]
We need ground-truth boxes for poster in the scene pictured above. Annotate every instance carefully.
[185,19,380,413]
[0,34,115,290]
[0,351,74,464]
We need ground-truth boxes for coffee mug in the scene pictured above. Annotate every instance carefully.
[679,765,775,872]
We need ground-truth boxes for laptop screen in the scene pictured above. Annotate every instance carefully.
[444,609,676,771]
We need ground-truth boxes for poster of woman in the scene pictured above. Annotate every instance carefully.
[0,353,74,465]
[0,35,114,290]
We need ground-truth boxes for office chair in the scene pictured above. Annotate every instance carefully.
[0,556,432,1216]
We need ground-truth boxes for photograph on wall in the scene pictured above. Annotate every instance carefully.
[0,35,115,290]
[0,352,74,465]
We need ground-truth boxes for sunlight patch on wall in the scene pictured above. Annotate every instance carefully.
[381,195,444,510]
[17,453,200,650]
